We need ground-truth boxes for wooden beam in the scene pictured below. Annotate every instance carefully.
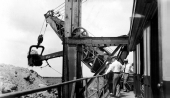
[41,51,63,60]
[64,37,128,46]
[63,0,83,98]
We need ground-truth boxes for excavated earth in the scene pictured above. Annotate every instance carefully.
[0,64,58,98]
[0,64,107,98]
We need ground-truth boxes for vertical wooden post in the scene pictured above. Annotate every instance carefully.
[63,0,83,98]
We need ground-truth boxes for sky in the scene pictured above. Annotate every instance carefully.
[0,0,133,77]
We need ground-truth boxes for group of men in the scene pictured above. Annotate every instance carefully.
[105,56,133,97]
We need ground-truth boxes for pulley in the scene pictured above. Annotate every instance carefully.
[72,27,89,37]
[37,34,43,47]
[44,10,54,19]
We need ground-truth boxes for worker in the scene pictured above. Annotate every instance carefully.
[105,56,123,97]
[122,59,133,92]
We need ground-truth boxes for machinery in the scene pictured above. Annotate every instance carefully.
[2,0,170,98]
[27,1,129,97]
[27,10,129,74]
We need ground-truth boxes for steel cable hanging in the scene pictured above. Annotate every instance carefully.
[40,60,62,75]
[49,65,62,75]
[38,18,48,36]
[53,2,65,11]
[55,6,65,12]
[43,0,113,71]
[42,23,48,35]
[39,19,46,35]
[46,61,62,75]
[53,3,65,14]
[53,0,88,16]
[40,64,62,75]
[49,0,114,54]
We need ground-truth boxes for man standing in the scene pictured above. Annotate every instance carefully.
[123,59,133,92]
[105,56,123,97]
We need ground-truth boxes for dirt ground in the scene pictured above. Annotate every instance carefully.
[0,64,58,98]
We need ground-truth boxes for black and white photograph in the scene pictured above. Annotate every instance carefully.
[0,0,168,98]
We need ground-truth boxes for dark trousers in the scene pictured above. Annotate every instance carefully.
[107,72,121,95]
[112,73,121,95]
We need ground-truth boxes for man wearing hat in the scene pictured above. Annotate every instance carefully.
[123,58,133,92]
[105,56,123,97]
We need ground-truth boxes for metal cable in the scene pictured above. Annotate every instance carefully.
[56,6,65,12]
[49,65,62,75]
[53,2,65,10]
[39,19,46,35]
[59,9,65,13]
[53,0,88,15]
[86,30,95,37]
[45,60,62,75]
[42,24,48,35]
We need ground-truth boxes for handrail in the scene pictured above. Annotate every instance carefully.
[0,75,106,98]
[87,83,107,98]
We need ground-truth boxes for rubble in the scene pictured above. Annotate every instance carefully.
[0,64,57,97]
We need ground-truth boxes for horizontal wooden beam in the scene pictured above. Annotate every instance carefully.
[41,51,63,60]
[64,37,128,46]
[40,51,93,71]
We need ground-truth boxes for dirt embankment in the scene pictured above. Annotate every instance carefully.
[0,64,58,97]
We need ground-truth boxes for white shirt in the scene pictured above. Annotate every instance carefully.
[123,63,133,73]
[105,60,122,74]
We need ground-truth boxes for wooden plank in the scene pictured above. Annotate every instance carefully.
[63,0,83,98]
[41,51,63,60]
[63,0,73,97]
[64,0,72,37]
[65,37,128,46]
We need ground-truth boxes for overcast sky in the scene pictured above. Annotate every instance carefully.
[0,0,133,77]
